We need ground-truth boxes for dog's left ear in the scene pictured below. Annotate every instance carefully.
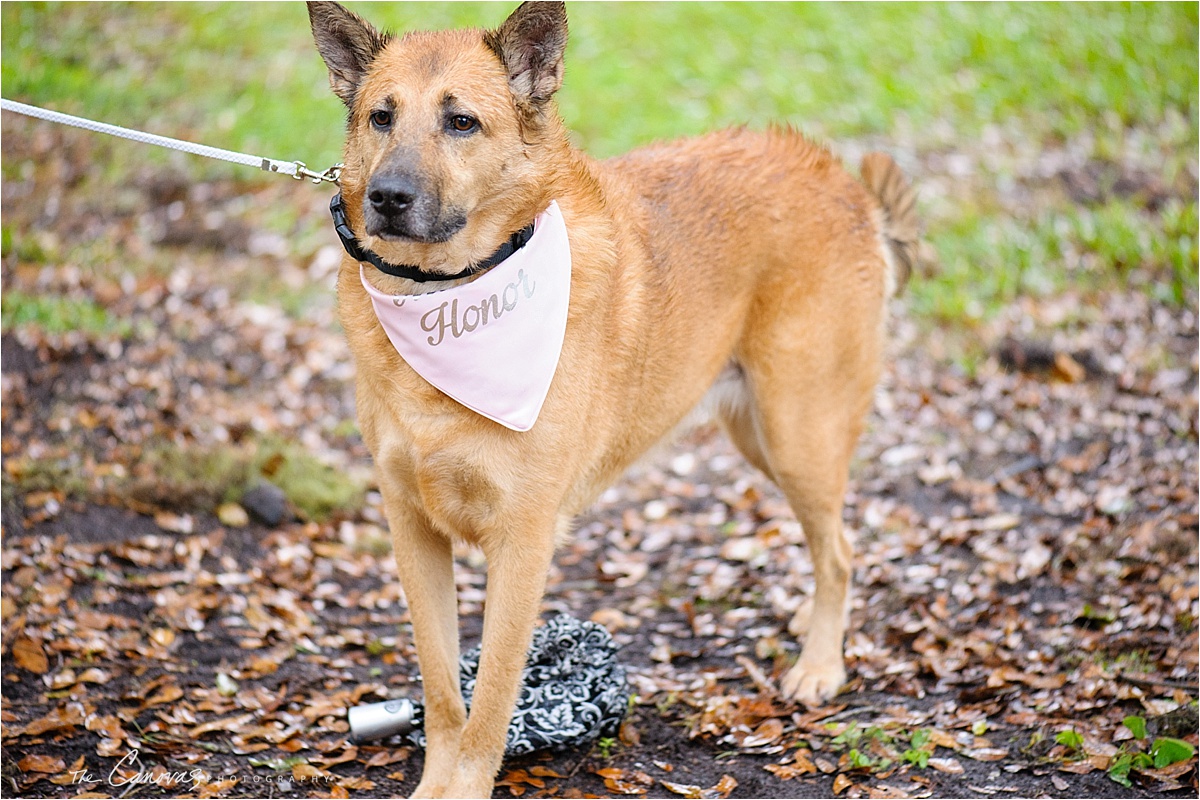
[485,1,568,113]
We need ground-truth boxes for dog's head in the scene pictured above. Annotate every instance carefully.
[308,1,568,274]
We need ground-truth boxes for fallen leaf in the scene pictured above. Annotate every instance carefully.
[963,748,1008,761]
[735,654,779,697]
[620,718,642,747]
[77,668,112,685]
[49,669,77,689]
[191,712,255,738]
[23,703,86,736]
[498,769,545,789]
[987,666,1067,690]
[1142,760,1196,780]
[595,768,652,795]
[154,511,194,533]
[1057,761,1095,775]
[143,683,184,707]
[149,627,176,648]
[707,774,737,799]
[1052,352,1086,383]
[364,750,406,769]
[312,747,358,767]
[97,738,126,757]
[927,729,959,750]
[18,755,65,773]
[591,607,636,632]
[85,714,125,739]
[661,780,703,798]
[75,610,134,630]
[337,776,375,790]
[293,763,330,780]
[765,752,819,780]
[741,717,784,748]
[832,774,854,795]
[12,637,49,674]
[927,758,964,774]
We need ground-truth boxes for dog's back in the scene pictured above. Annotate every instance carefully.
[605,127,912,308]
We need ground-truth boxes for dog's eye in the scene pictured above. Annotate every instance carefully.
[370,110,392,129]
[449,115,479,134]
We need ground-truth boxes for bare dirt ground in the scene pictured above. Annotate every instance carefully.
[2,118,1197,799]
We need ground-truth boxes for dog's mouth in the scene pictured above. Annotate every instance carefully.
[366,212,468,246]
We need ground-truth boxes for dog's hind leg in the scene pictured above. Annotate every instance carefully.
[717,370,843,641]
[381,498,466,798]
[739,308,882,705]
[757,382,865,705]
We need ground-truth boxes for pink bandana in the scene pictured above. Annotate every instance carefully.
[359,201,571,432]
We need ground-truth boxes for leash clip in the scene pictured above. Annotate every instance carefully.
[292,160,343,185]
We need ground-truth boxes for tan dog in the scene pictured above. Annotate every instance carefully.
[308,2,918,796]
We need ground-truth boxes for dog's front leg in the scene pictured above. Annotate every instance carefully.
[442,518,560,798]
[382,498,466,799]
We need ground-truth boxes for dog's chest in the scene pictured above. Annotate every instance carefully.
[362,381,544,541]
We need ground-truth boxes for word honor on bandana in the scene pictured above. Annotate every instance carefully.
[360,201,572,432]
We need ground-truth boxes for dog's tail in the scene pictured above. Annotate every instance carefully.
[860,152,920,295]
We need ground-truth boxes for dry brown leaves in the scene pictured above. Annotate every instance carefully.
[2,111,1197,799]
[496,766,567,796]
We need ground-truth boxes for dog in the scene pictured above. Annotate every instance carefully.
[307,2,919,796]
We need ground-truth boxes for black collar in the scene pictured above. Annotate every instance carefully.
[329,193,535,283]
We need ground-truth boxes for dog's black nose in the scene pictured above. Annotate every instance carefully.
[367,174,418,216]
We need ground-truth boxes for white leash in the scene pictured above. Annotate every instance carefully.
[1,98,341,184]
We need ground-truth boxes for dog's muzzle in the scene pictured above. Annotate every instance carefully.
[364,172,464,243]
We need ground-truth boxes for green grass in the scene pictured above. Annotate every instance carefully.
[1,289,131,337]
[2,1,1196,337]
[3,3,1194,163]
[1,451,92,505]
[912,197,1199,323]
[7,437,367,523]
[127,437,367,522]
[256,440,367,523]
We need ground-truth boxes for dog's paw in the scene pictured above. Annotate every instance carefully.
[412,771,492,798]
[441,775,495,800]
[409,780,446,799]
[780,657,846,707]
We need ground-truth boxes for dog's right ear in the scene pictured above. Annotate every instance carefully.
[485,2,568,116]
[307,1,390,108]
